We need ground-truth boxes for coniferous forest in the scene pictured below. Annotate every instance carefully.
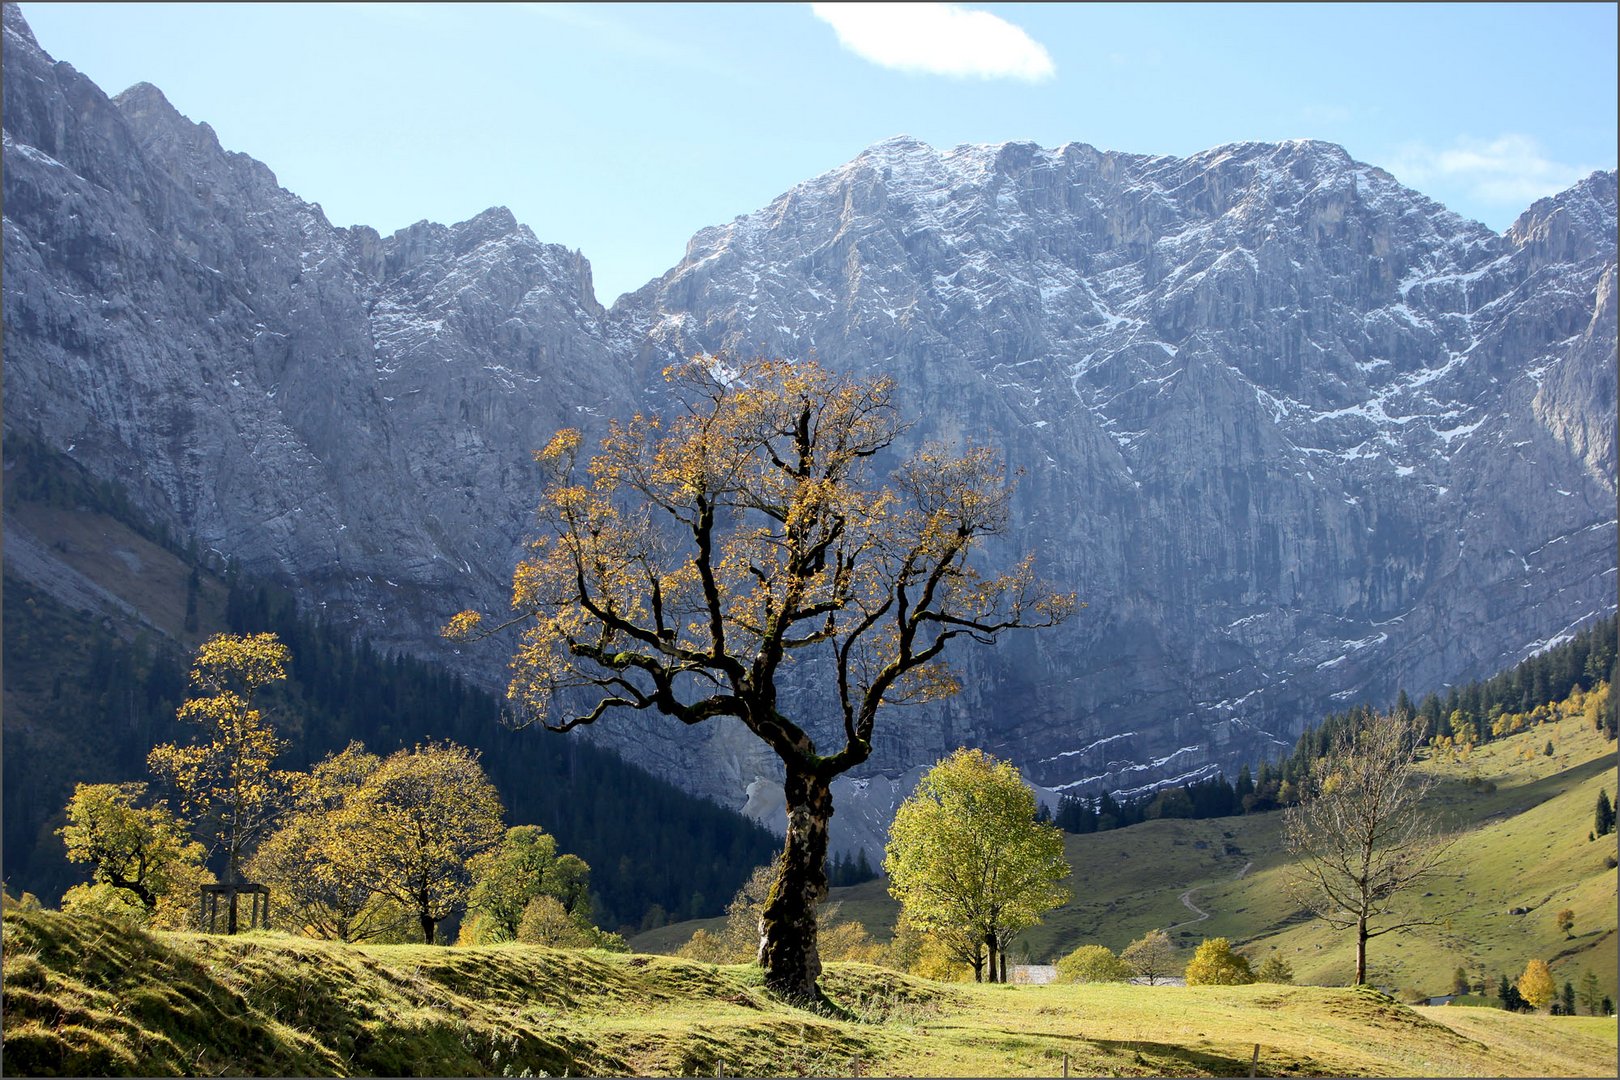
[1054,615,1618,833]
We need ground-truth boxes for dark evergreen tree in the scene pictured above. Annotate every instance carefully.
[1498,973,1527,1012]
[1596,789,1615,837]
[1234,764,1254,806]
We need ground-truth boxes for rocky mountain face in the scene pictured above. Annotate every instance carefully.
[5,4,1615,850]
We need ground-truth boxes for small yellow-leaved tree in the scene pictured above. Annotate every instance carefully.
[58,782,212,928]
[1517,958,1556,1011]
[885,748,1071,983]
[1184,937,1254,985]
[147,632,292,933]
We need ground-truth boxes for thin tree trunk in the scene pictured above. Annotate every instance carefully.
[421,885,437,944]
[759,767,832,1002]
[986,931,998,984]
[225,851,239,935]
[1356,915,1368,985]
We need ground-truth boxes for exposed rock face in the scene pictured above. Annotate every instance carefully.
[5,5,1615,843]
[3,5,629,668]
[617,137,1618,807]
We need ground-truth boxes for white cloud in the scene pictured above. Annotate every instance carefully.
[1388,134,1600,208]
[810,3,1055,82]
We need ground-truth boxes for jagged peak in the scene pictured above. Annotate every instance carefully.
[112,81,224,156]
[862,133,937,156]
[449,206,532,255]
[458,205,519,234]
[2,1,40,52]
[1507,169,1619,260]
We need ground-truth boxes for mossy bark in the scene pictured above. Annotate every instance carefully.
[758,767,832,1003]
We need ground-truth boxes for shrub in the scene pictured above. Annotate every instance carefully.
[819,920,887,964]
[1184,938,1253,985]
[1254,955,1294,984]
[515,896,625,951]
[1055,944,1132,983]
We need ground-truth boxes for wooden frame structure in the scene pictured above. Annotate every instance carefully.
[198,882,269,933]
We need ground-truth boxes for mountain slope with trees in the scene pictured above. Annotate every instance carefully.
[1,439,778,933]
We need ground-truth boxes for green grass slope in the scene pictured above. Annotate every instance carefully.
[4,908,1614,1077]
[641,709,1616,1003]
[1087,709,1619,995]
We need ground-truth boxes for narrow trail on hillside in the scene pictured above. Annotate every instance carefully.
[1167,860,1253,932]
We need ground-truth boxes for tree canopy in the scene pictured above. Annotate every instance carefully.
[246,742,407,943]
[57,782,211,928]
[449,355,1072,1000]
[339,741,506,944]
[884,747,1071,983]
[1184,938,1253,986]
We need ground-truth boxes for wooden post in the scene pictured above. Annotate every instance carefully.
[1250,1043,1260,1077]
[1062,1051,1070,1077]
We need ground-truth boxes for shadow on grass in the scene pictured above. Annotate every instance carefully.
[1086,1036,1335,1078]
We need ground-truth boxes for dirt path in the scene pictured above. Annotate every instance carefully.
[1167,860,1252,932]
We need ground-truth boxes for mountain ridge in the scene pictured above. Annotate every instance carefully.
[4,3,1614,847]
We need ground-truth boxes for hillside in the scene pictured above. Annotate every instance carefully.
[638,704,1619,1002]
[1,438,778,931]
[3,907,1614,1078]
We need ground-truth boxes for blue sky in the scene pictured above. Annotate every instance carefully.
[18,2,1617,304]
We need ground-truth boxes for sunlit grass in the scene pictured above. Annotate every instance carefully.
[5,906,1615,1077]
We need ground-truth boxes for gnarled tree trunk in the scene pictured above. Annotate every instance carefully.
[759,767,832,1002]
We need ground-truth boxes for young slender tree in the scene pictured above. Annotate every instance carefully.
[448,356,1073,1002]
[1120,928,1178,985]
[1283,708,1454,985]
[1578,970,1603,1015]
[885,748,1071,984]
[147,632,292,934]
[1517,958,1556,1011]
[1450,965,1471,997]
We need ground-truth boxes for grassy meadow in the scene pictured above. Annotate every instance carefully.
[3,905,1615,1078]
